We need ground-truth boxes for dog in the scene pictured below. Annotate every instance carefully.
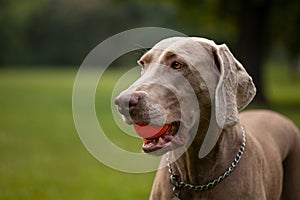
[114,37,300,199]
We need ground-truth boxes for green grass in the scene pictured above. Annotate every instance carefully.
[263,63,300,127]
[0,68,155,200]
[264,63,300,106]
[0,65,300,200]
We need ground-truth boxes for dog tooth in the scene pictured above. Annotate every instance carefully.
[158,137,164,145]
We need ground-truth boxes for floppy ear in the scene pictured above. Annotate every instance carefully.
[214,44,256,128]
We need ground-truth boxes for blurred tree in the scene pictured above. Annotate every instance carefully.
[270,0,300,70]
[0,0,177,66]
[0,0,45,65]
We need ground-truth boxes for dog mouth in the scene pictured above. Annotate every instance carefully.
[133,121,184,153]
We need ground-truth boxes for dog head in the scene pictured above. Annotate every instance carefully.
[114,37,256,156]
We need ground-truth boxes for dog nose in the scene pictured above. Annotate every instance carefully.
[128,92,140,108]
[114,91,144,114]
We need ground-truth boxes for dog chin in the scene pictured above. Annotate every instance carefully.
[143,141,183,156]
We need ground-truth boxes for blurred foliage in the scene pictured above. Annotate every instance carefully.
[0,0,178,65]
[0,0,299,68]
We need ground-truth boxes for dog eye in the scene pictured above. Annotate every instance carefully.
[171,61,183,70]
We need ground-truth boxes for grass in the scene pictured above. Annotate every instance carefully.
[0,68,155,200]
[0,64,300,200]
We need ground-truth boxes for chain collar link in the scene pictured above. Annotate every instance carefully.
[167,126,246,195]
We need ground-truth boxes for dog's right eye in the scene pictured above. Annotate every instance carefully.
[171,61,183,70]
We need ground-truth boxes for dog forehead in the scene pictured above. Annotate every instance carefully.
[140,37,189,60]
[139,37,218,68]
[147,37,214,64]
[152,37,215,50]
[155,37,214,56]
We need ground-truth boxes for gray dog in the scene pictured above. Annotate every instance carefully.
[115,37,300,199]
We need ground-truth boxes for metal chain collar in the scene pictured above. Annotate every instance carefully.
[167,126,246,196]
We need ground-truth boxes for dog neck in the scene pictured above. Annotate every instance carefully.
[169,124,242,186]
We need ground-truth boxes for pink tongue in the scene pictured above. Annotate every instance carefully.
[134,123,169,139]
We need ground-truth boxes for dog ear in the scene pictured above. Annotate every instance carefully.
[214,44,256,128]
